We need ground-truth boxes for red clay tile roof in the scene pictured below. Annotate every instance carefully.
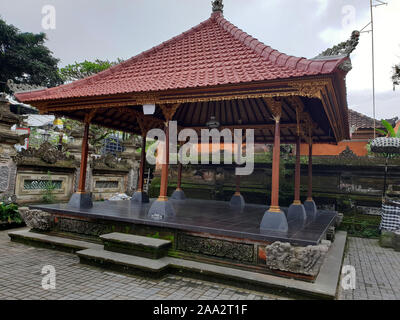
[16,12,348,103]
[348,109,382,129]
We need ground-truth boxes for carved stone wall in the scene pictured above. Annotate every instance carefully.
[0,97,24,202]
[176,233,255,263]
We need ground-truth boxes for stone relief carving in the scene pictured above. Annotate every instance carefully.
[315,30,360,58]
[13,142,75,165]
[338,146,358,158]
[265,240,331,276]
[177,233,254,263]
[212,0,224,13]
[18,207,53,231]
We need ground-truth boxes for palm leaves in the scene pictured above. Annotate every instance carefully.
[376,120,400,138]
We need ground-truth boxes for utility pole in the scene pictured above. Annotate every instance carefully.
[361,0,387,139]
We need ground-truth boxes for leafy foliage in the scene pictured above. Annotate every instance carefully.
[58,59,123,82]
[0,203,21,223]
[393,64,400,90]
[376,119,400,138]
[0,18,62,92]
[339,213,381,238]
[42,172,57,204]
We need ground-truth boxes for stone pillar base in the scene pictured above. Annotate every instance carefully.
[147,199,175,221]
[229,193,245,209]
[171,189,186,201]
[304,200,318,221]
[287,203,307,223]
[131,191,150,203]
[260,210,288,233]
[68,192,93,209]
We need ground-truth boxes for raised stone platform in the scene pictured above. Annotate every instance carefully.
[30,198,337,247]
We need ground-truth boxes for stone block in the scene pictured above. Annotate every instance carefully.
[100,233,171,259]
[394,230,400,252]
[18,207,53,231]
[380,230,395,248]
[326,226,336,242]
[265,240,331,277]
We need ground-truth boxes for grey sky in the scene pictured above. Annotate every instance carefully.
[0,0,399,120]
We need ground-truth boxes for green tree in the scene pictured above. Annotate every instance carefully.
[393,63,400,90]
[58,59,123,82]
[0,18,62,92]
[376,120,400,138]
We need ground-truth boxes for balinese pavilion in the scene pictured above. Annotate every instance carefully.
[13,1,356,289]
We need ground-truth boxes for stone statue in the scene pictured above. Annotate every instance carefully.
[315,30,360,58]
[212,0,224,13]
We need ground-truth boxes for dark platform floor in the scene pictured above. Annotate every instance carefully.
[31,199,337,246]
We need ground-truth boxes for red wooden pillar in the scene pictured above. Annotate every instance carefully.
[293,135,302,205]
[269,120,281,213]
[77,122,90,193]
[307,142,313,201]
[158,123,170,201]
[235,175,241,196]
[176,163,183,191]
[137,132,147,193]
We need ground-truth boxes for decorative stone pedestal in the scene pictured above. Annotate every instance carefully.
[131,191,150,203]
[68,192,93,209]
[229,193,245,209]
[147,199,175,221]
[260,210,288,233]
[171,189,186,201]
[287,203,307,223]
[394,230,400,252]
[304,200,318,221]
[380,230,395,248]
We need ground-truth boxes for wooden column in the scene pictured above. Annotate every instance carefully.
[158,123,170,201]
[307,142,313,201]
[77,121,90,193]
[176,163,183,191]
[293,135,302,205]
[235,174,241,196]
[269,119,281,212]
[156,103,180,202]
[137,131,147,192]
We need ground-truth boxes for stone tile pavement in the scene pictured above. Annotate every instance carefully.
[2,228,400,300]
[338,237,400,300]
[0,229,283,300]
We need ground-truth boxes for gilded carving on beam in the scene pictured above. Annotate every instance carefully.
[159,103,180,122]
[289,80,329,100]
[134,92,159,105]
[263,98,282,123]
[84,109,97,124]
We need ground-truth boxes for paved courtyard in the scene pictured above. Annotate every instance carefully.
[338,237,400,300]
[1,228,400,300]
[0,229,281,300]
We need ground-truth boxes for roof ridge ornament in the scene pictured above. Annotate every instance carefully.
[315,30,360,59]
[212,0,224,13]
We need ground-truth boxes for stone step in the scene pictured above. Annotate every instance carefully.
[8,229,103,253]
[77,248,169,277]
[100,233,171,259]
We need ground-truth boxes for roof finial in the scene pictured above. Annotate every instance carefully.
[212,0,224,13]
